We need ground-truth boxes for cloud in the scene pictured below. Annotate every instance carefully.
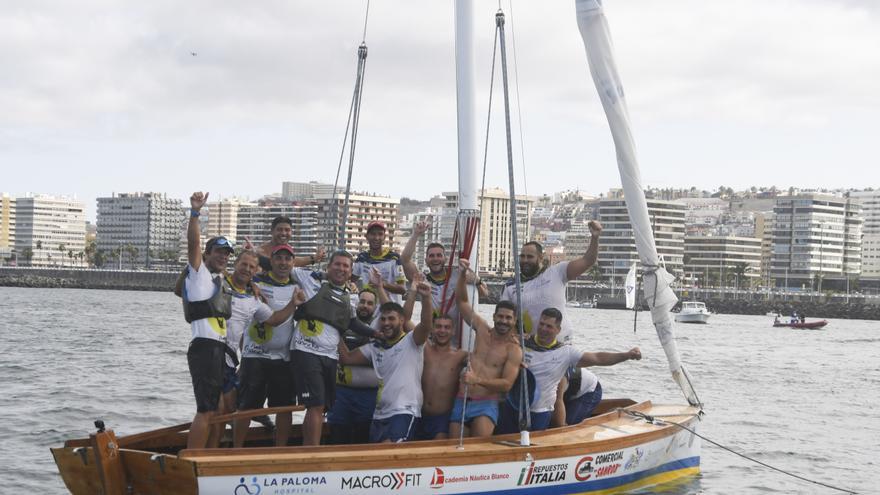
[1,0,878,213]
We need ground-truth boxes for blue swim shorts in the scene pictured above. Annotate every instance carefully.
[449,397,499,425]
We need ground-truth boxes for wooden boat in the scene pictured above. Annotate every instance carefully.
[773,319,828,330]
[52,400,701,494]
[51,3,704,494]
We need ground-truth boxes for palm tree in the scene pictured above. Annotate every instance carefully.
[732,262,750,290]
[35,240,42,265]
[57,243,66,267]
[22,248,33,265]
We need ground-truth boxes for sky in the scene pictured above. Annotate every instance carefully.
[2,0,879,221]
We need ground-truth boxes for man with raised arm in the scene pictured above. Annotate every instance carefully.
[289,250,381,445]
[233,244,306,448]
[338,281,434,443]
[182,192,302,449]
[501,220,602,343]
[352,221,407,303]
[448,258,523,439]
[419,313,467,440]
[496,307,641,434]
[400,221,487,345]
[255,216,325,273]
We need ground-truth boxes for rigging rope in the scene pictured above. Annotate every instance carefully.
[621,410,859,494]
[331,4,371,250]
[505,0,529,196]
[495,9,531,435]
[456,18,499,451]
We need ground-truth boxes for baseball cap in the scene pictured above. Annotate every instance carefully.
[272,244,295,256]
[366,221,386,232]
[205,236,234,253]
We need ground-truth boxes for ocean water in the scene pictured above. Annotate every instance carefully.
[1,287,876,494]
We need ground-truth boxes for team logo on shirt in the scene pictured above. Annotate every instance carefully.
[248,322,274,344]
[298,319,324,337]
[208,317,227,337]
[522,311,534,335]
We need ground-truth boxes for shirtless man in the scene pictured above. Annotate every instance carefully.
[449,258,523,438]
[419,314,467,440]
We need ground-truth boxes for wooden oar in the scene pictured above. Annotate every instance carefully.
[209,405,305,424]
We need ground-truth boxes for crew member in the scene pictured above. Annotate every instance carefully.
[289,250,379,445]
[496,307,640,433]
[352,221,406,303]
[500,220,602,343]
[400,220,488,345]
[255,216,325,273]
[181,191,300,449]
[419,313,467,440]
[338,281,435,443]
[233,244,305,447]
[449,258,523,439]
[326,288,381,444]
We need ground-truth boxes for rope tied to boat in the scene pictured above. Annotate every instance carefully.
[620,409,859,494]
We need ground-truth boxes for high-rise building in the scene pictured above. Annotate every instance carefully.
[564,222,593,262]
[14,195,86,267]
[313,192,400,253]
[0,193,15,265]
[236,201,319,256]
[96,192,183,269]
[282,181,339,201]
[205,197,253,243]
[442,188,535,274]
[755,211,774,285]
[851,190,880,277]
[0,193,14,249]
[683,235,762,287]
[770,194,862,289]
[597,198,686,286]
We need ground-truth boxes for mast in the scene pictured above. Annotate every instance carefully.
[454,0,478,351]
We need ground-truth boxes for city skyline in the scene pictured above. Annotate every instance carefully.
[3,1,878,222]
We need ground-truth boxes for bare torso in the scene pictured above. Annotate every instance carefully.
[460,325,519,400]
[422,344,467,416]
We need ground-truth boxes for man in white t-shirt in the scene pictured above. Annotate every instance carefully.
[500,220,602,343]
[352,221,407,303]
[496,307,640,434]
[182,191,302,449]
[233,244,306,448]
[400,220,488,347]
[338,281,434,443]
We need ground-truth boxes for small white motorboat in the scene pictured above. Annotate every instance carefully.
[675,302,711,324]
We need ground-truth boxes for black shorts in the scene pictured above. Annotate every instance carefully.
[292,350,337,409]
[238,357,294,410]
[187,338,227,413]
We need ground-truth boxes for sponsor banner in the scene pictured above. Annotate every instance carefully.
[198,430,699,495]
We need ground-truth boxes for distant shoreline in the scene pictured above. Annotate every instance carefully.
[3,267,879,320]
[0,267,178,292]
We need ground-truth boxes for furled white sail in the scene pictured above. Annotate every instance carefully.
[575,0,700,406]
[624,262,637,309]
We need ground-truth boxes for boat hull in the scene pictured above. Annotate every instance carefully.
[197,426,700,494]
[773,320,828,329]
[674,313,710,324]
[52,402,699,495]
